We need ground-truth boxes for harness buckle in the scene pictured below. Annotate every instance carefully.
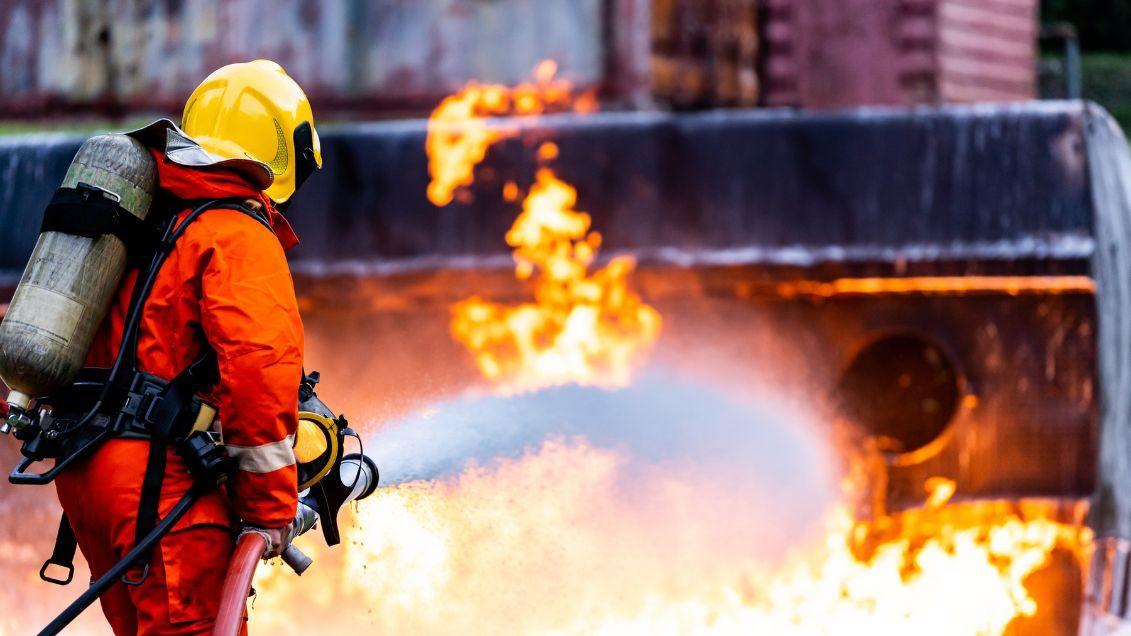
[39,559,75,586]
[121,383,165,431]
[140,392,164,426]
[121,562,150,587]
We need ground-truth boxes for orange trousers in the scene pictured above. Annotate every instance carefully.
[55,439,243,635]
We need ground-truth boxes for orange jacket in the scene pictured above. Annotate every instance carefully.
[81,149,304,528]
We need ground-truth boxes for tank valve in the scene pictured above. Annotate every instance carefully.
[3,404,35,435]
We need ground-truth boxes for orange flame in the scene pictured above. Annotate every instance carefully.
[247,442,1088,635]
[425,61,574,207]
[451,168,661,392]
[241,63,1093,636]
[425,84,508,206]
[430,62,661,392]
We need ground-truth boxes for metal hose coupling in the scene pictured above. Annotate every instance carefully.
[237,524,312,574]
[237,526,280,555]
[292,500,319,537]
[1083,536,1131,634]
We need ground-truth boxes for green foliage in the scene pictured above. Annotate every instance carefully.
[1043,0,1131,52]
[1082,53,1131,132]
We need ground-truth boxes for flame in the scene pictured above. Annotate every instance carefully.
[431,63,662,392]
[425,61,574,207]
[244,63,1092,635]
[751,506,1087,635]
[450,168,661,392]
[249,440,1089,635]
[925,476,957,509]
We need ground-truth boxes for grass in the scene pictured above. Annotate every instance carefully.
[0,116,160,136]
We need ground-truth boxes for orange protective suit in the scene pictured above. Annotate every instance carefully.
[54,148,304,635]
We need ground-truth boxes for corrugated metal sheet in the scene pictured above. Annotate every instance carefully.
[759,0,1037,109]
[0,1,114,112]
[937,0,1037,102]
[650,0,760,108]
[0,0,1036,116]
[0,103,1096,273]
[0,0,647,117]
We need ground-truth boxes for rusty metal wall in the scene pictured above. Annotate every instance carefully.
[650,0,760,108]
[1,0,1043,118]
[0,0,648,117]
[759,0,1037,109]
[937,0,1038,103]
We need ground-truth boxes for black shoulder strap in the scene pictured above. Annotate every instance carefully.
[114,197,264,378]
[118,198,255,584]
[41,184,161,259]
[129,346,218,585]
[209,200,273,232]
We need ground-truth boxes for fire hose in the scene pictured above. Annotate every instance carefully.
[38,483,209,636]
[35,452,377,636]
[18,370,376,635]
[215,532,268,635]
[37,450,377,633]
[213,454,378,636]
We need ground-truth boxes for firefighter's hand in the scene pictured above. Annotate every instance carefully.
[239,525,293,559]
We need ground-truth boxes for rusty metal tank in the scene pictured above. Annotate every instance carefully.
[0,134,156,409]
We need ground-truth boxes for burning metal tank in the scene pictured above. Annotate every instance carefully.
[0,100,1127,633]
[284,100,1128,633]
[283,101,1104,501]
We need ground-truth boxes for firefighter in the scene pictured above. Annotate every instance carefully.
[52,60,320,634]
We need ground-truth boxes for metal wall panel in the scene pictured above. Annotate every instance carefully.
[0,0,642,117]
[1,0,1039,115]
[0,0,110,113]
[760,0,1038,109]
[650,0,760,108]
[0,102,1096,275]
[937,0,1038,102]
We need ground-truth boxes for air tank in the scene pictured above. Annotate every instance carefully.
[0,134,156,410]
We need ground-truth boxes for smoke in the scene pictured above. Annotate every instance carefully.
[376,371,825,481]
[250,369,841,634]
[368,369,838,550]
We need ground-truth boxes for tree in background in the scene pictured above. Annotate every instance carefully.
[1043,0,1131,51]
[1042,0,1131,132]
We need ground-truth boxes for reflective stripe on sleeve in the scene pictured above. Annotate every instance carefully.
[226,435,296,474]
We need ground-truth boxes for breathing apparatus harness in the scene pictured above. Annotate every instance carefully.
[10,196,253,581]
[5,191,377,635]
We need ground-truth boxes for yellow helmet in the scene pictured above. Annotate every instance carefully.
[181,59,322,204]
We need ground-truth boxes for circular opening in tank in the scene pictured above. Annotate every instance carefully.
[833,333,962,458]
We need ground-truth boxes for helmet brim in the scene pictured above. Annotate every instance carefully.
[124,119,275,192]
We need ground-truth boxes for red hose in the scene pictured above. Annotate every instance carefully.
[213,532,267,636]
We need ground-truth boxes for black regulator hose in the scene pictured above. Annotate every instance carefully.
[38,483,207,636]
